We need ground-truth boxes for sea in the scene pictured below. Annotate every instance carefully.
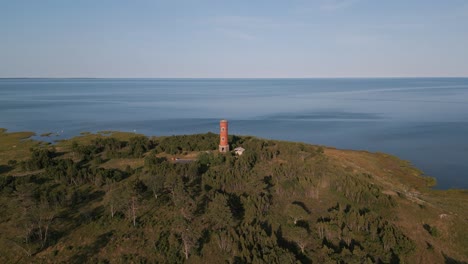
[1,78,467,190]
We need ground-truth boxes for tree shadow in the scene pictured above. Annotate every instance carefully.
[72,190,105,208]
[79,205,105,223]
[322,238,340,253]
[0,165,12,174]
[70,231,114,264]
[292,201,311,214]
[38,204,108,254]
[260,220,272,236]
[275,226,312,264]
[29,174,50,185]
[230,135,242,148]
[263,175,274,190]
[195,194,210,216]
[51,151,67,158]
[25,186,108,255]
[196,228,211,255]
[296,220,310,233]
[227,193,245,221]
[443,252,467,264]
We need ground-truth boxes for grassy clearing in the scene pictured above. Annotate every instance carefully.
[56,131,142,152]
[0,128,39,166]
[325,148,430,191]
[324,146,468,262]
[100,158,144,170]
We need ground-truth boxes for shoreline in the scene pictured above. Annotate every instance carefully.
[1,127,461,192]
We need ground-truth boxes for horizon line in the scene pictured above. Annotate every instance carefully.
[1,76,468,80]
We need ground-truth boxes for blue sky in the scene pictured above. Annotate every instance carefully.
[1,0,467,77]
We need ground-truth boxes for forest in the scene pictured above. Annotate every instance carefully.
[0,129,466,263]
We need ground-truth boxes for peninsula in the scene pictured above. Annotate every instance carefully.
[0,127,466,263]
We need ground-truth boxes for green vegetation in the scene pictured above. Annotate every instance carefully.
[0,129,466,263]
[423,224,440,238]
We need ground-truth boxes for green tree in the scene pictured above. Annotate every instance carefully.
[128,135,151,158]
[207,193,235,231]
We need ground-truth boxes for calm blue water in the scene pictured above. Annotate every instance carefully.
[1,78,468,189]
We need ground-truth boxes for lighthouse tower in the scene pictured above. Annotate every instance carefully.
[219,119,229,153]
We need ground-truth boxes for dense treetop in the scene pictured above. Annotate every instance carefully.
[0,129,466,263]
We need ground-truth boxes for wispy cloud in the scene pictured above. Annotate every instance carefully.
[206,15,274,41]
[207,15,318,33]
[366,23,424,31]
[209,15,283,30]
[207,15,314,41]
[320,0,361,11]
[215,28,257,41]
[334,33,385,46]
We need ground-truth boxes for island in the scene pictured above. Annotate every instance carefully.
[0,128,466,263]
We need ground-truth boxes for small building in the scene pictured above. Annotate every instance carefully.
[234,147,245,156]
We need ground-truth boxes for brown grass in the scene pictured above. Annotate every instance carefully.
[325,147,468,262]
[0,129,39,166]
[100,158,144,170]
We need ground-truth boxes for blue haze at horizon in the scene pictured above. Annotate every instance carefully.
[1,78,467,189]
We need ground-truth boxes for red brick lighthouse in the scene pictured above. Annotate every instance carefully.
[219,119,229,153]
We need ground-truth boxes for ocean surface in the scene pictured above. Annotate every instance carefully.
[1,78,467,189]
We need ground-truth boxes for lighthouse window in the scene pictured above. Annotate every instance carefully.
[221,127,225,131]
[222,137,225,141]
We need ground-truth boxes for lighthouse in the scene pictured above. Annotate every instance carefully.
[219,119,229,153]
